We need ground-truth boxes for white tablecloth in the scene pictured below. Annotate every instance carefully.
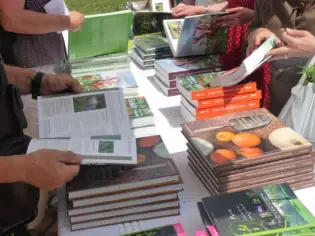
[57,63,315,236]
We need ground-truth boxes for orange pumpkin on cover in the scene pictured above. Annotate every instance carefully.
[137,136,161,148]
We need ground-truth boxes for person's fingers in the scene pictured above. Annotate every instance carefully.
[225,7,243,13]
[56,151,84,164]
[286,28,309,37]
[216,13,237,22]
[172,4,185,14]
[61,164,81,182]
[280,31,299,47]
[266,46,290,57]
[274,35,284,47]
[61,74,84,93]
[267,55,286,62]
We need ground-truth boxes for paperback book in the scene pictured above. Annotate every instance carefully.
[69,10,133,61]
[120,223,185,236]
[130,49,155,68]
[154,75,180,96]
[134,32,171,54]
[134,46,173,60]
[163,13,228,57]
[151,0,172,12]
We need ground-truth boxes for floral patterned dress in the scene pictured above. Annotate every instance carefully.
[219,0,271,109]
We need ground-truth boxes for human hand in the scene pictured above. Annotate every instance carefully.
[172,3,204,17]
[22,149,83,191]
[41,73,83,95]
[267,28,315,60]
[69,11,85,32]
[246,28,283,57]
[216,7,254,27]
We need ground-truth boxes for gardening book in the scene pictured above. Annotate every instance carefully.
[134,46,173,60]
[125,96,155,128]
[134,32,171,54]
[68,10,133,61]
[201,183,315,236]
[151,0,172,12]
[177,72,257,101]
[73,70,138,96]
[197,202,219,236]
[181,108,313,172]
[133,11,172,35]
[163,13,228,57]
[66,135,181,200]
[154,55,222,80]
[120,223,185,236]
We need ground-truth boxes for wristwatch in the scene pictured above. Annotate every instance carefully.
[31,71,46,100]
[204,5,209,13]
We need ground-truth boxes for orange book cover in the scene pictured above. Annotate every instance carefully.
[192,90,262,109]
[195,100,261,120]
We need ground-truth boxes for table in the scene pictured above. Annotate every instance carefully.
[57,62,315,236]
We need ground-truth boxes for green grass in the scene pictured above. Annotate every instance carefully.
[65,0,136,14]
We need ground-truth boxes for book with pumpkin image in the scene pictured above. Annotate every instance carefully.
[66,135,182,201]
[163,13,228,57]
[201,183,315,236]
[182,108,313,173]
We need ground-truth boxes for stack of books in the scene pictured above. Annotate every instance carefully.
[65,135,183,231]
[125,96,156,137]
[197,183,315,236]
[131,32,173,70]
[154,55,222,97]
[181,108,315,196]
[177,73,262,121]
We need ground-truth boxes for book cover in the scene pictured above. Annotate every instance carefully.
[155,55,222,80]
[67,135,180,199]
[197,202,219,236]
[177,74,257,101]
[202,183,315,236]
[120,223,185,236]
[134,46,173,60]
[133,11,172,35]
[134,32,171,53]
[182,108,312,171]
[163,13,228,57]
[74,70,138,95]
[69,10,133,60]
[151,0,172,12]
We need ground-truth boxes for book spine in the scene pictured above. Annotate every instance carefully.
[196,90,262,109]
[167,88,180,96]
[169,79,177,88]
[169,66,223,80]
[191,82,257,100]
[195,100,261,119]
[291,179,315,190]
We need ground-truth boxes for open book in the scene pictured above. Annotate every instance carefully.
[68,10,133,61]
[34,88,137,165]
[163,13,229,57]
[151,0,172,12]
[206,35,276,87]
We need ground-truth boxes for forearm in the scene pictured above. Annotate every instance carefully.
[181,0,196,5]
[209,1,228,12]
[0,155,25,183]
[246,1,261,38]
[4,65,36,95]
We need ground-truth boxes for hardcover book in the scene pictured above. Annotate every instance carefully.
[154,55,222,80]
[69,10,133,60]
[134,32,171,54]
[163,13,228,57]
[182,108,313,172]
[120,223,185,236]
[202,183,315,236]
[67,135,181,200]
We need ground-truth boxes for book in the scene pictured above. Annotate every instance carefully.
[163,13,228,57]
[134,46,173,60]
[201,183,315,236]
[181,96,261,120]
[197,202,219,236]
[182,108,313,172]
[188,90,262,109]
[67,135,181,200]
[74,70,138,96]
[177,74,257,101]
[151,0,172,12]
[133,125,157,138]
[69,10,133,61]
[134,32,171,54]
[125,96,155,128]
[71,208,180,231]
[119,223,185,236]
[155,55,222,80]
[68,193,178,216]
[202,35,276,88]
[130,49,155,67]
[154,76,180,96]
[133,11,172,35]
[155,69,177,88]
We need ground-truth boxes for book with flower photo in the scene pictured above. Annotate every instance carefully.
[163,13,228,57]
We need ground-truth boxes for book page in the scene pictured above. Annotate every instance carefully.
[151,0,172,12]
[163,19,184,56]
[38,89,131,139]
[27,134,137,165]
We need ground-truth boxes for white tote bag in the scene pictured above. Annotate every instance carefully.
[279,55,315,145]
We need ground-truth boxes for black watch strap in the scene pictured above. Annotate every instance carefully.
[31,72,45,100]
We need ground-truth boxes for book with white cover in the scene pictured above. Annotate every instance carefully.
[151,0,171,12]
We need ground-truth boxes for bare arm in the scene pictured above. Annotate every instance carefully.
[0,155,25,183]
[0,0,83,34]
[181,0,196,5]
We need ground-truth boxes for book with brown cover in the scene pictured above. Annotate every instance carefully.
[67,135,181,200]
[182,108,312,173]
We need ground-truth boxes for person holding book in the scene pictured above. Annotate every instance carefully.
[0,61,83,235]
[246,0,315,116]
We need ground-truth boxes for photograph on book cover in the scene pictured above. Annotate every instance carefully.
[73,94,107,113]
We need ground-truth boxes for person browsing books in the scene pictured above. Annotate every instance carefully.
[0,61,83,235]
[246,0,315,116]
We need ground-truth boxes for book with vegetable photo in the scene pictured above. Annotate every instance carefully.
[163,13,228,57]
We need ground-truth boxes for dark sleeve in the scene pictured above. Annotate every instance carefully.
[247,0,263,37]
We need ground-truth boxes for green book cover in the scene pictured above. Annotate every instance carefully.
[119,223,185,236]
[178,72,225,91]
[69,10,133,61]
[125,96,153,119]
[202,183,315,236]
[134,32,171,53]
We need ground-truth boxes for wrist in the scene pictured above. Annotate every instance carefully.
[9,155,27,183]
